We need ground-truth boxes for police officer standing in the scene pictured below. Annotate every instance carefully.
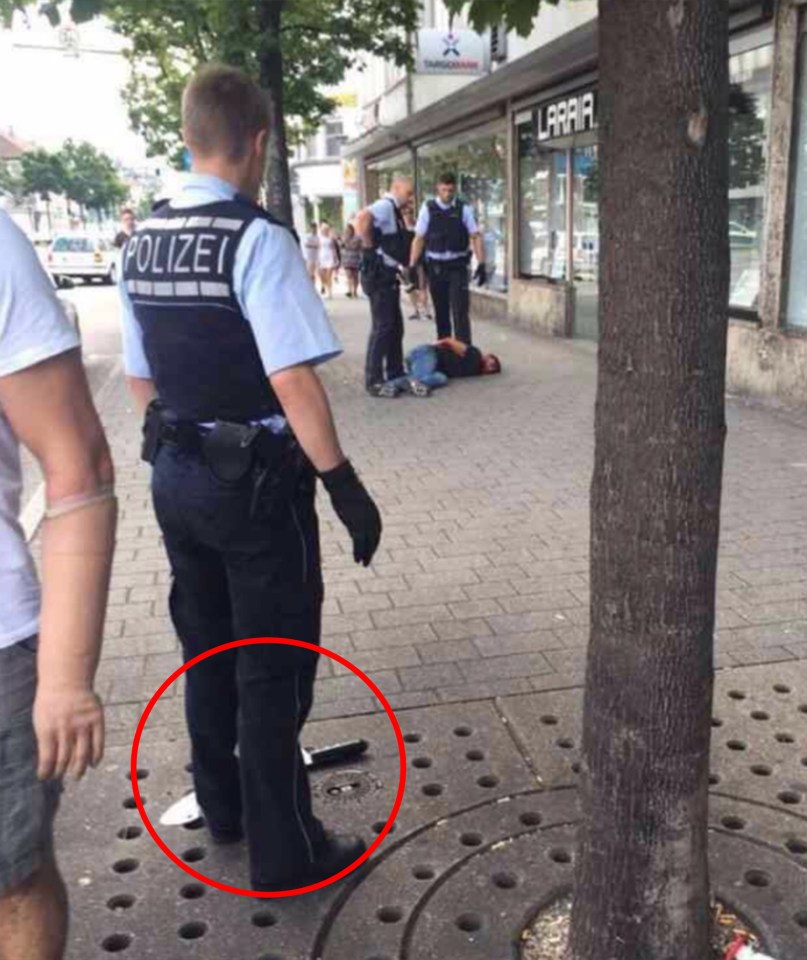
[118,65,381,892]
[355,175,415,398]
[409,172,487,345]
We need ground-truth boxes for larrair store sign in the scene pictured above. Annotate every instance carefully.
[536,90,597,142]
[416,29,488,75]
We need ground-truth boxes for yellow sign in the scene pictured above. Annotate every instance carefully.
[332,92,358,107]
[342,159,358,191]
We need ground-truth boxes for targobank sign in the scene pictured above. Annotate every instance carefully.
[416,29,488,75]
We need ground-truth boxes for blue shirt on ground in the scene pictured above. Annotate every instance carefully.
[119,174,342,386]
[415,198,479,261]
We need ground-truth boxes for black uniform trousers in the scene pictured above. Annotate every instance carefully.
[151,443,325,889]
[363,267,405,389]
[426,258,472,344]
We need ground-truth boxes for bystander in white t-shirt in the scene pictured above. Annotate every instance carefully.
[0,212,80,648]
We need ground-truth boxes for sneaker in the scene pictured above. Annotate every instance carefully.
[367,382,400,398]
[252,831,367,892]
[403,378,431,398]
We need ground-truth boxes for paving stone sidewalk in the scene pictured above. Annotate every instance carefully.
[95,294,807,745]
[57,295,807,960]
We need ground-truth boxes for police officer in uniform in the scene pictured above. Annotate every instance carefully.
[409,172,487,344]
[355,175,415,398]
[118,65,381,892]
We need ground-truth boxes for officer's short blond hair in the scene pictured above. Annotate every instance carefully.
[182,64,270,163]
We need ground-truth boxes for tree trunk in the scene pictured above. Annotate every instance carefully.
[45,196,52,235]
[569,3,729,960]
[257,0,293,224]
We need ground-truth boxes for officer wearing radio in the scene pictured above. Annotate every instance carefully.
[118,64,380,892]
[409,171,487,345]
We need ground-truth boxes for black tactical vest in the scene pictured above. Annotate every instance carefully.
[373,198,410,266]
[425,199,470,255]
[122,197,285,422]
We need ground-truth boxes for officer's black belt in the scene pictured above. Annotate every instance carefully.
[156,419,206,454]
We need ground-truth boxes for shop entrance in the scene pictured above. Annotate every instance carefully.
[517,98,600,340]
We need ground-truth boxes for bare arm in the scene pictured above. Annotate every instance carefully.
[410,234,426,269]
[435,337,468,357]
[355,208,375,249]
[471,232,485,265]
[0,349,116,779]
[127,375,158,415]
[270,364,344,473]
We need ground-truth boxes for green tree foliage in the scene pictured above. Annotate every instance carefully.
[95,0,418,163]
[445,0,559,35]
[60,139,128,222]
[20,148,65,201]
[20,148,66,231]
[26,0,419,219]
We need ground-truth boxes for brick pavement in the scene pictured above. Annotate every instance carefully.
[92,294,807,745]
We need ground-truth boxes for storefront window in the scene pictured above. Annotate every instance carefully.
[417,125,508,292]
[518,120,567,280]
[728,42,773,311]
[786,28,807,330]
[365,150,414,201]
[572,145,600,340]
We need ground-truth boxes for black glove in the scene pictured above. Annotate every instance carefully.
[474,262,488,287]
[400,265,417,292]
[320,460,382,567]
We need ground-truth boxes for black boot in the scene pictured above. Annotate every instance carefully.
[252,831,367,892]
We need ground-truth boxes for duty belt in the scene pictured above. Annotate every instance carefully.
[141,401,304,515]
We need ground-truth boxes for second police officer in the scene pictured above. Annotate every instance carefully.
[409,171,487,345]
[118,65,381,892]
[355,175,416,398]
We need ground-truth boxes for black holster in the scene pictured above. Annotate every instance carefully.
[141,399,166,465]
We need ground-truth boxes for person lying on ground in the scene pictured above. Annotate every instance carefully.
[406,338,501,395]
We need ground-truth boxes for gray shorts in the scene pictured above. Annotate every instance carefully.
[0,638,61,896]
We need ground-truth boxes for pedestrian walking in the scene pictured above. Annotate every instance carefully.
[303,221,319,282]
[0,211,116,960]
[317,221,340,299]
[355,175,415,398]
[409,171,487,344]
[340,223,363,299]
[402,204,432,322]
[406,338,501,395]
[118,64,381,892]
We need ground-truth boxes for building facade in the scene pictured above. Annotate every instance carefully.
[345,0,807,405]
[290,88,363,235]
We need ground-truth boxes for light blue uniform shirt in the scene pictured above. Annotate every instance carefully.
[415,197,479,261]
[119,175,342,414]
[369,193,407,269]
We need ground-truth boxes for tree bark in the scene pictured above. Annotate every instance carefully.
[569,3,730,960]
[257,0,293,224]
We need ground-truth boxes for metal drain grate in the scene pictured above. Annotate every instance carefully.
[60,701,535,959]
[57,666,807,959]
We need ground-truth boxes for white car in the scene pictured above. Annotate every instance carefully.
[47,235,118,286]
